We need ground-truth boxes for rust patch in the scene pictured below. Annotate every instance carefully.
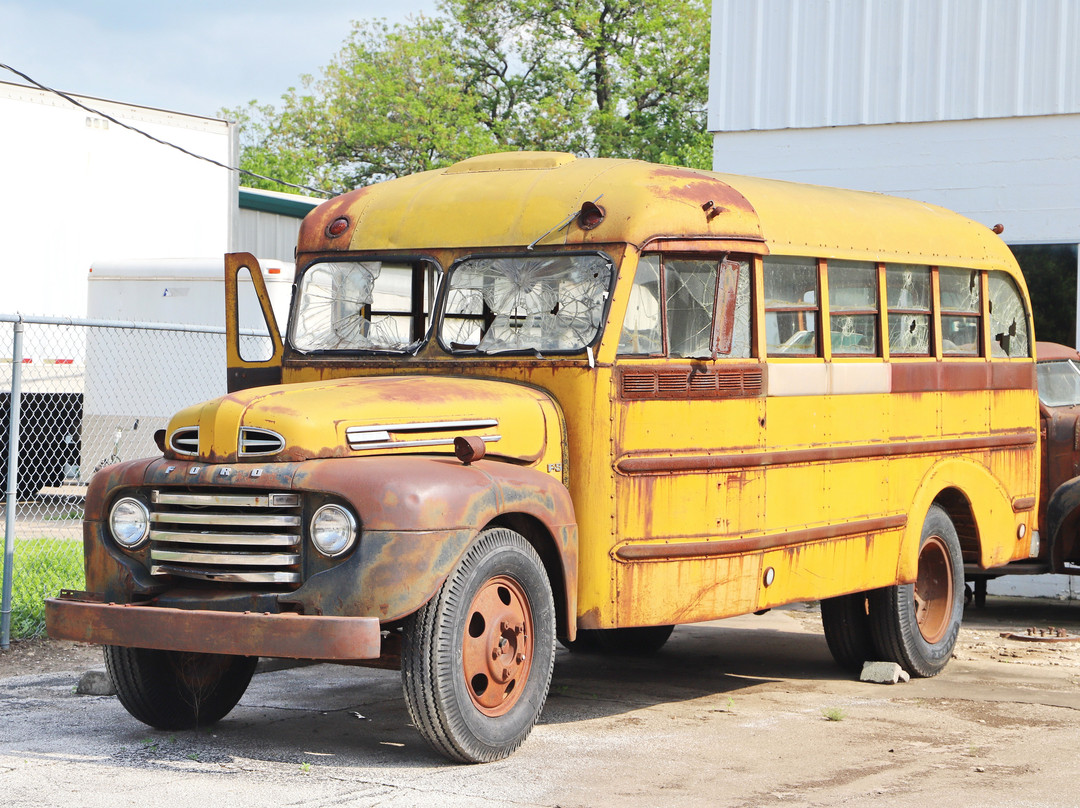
[297,187,372,254]
[46,594,381,660]
[615,430,1037,475]
[613,515,907,562]
[892,361,1035,393]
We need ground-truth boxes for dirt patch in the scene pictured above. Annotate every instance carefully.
[0,637,102,678]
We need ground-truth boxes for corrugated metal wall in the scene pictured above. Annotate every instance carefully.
[709,0,1080,132]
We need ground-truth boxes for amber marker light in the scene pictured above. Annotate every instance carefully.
[326,216,351,238]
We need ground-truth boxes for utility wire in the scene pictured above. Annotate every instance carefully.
[1,62,338,199]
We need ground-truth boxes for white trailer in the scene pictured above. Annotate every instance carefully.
[80,258,294,480]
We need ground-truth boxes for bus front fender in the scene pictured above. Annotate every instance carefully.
[280,457,578,627]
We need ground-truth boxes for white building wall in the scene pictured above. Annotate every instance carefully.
[710,0,1080,133]
[0,81,235,318]
[711,114,1080,245]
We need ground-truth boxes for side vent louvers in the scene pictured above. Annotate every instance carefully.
[239,427,286,457]
[169,427,199,456]
[618,366,765,400]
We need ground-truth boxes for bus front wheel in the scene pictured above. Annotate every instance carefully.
[401,527,556,763]
[869,504,964,677]
[104,646,257,730]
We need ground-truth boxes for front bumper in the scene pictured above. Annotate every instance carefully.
[45,590,381,660]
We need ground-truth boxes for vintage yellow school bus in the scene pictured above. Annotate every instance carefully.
[47,151,1039,762]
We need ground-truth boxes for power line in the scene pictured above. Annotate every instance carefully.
[0,62,338,199]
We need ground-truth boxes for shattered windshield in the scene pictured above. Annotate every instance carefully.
[291,260,439,353]
[440,253,614,353]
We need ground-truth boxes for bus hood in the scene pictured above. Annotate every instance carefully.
[164,375,561,465]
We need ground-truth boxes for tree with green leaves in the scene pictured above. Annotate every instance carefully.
[226,0,711,194]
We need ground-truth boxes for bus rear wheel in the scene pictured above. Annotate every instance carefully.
[869,504,964,677]
[820,592,875,673]
[401,527,556,763]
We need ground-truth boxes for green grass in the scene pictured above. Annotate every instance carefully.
[821,706,846,722]
[2,537,84,638]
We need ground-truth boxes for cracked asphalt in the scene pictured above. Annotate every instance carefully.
[4,599,1080,807]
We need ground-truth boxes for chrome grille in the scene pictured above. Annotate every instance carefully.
[149,490,302,585]
[239,427,286,457]
[170,427,199,456]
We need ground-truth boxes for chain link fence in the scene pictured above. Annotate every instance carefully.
[1,314,234,644]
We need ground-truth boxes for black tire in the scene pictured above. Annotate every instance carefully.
[869,504,964,677]
[104,645,257,730]
[401,528,556,763]
[564,625,675,655]
[820,592,875,673]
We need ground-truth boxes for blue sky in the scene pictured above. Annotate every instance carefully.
[0,0,438,118]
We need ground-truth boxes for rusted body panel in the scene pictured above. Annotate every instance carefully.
[46,593,380,660]
[1034,343,1080,569]
[48,453,578,652]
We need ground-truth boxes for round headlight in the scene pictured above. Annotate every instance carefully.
[110,497,150,549]
[310,504,357,557]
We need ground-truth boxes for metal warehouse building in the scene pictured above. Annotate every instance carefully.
[708,0,1080,349]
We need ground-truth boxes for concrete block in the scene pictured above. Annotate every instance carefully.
[76,669,116,696]
[859,661,910,684]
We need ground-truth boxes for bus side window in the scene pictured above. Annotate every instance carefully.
[765,257,819,356]
[827,260,878,356]
[988,271,1031,358]
[714,259,752,358]
[885,264,932,356]
[940,267,982,356]
[618,254,662,355]
[666,258,718,358]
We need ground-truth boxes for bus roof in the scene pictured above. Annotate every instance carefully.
[297,151,1017,271]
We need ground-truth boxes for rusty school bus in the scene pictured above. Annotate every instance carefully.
[47,151,1039,762]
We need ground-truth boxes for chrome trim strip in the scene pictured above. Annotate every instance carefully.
[150,564,301,584]
[150,530,299,547]
[151,511,302,527]
[151,491,300,508]
[346,435,503,451]
[151,549,300,566]
[348,430,391,443]
[346,418,498,435]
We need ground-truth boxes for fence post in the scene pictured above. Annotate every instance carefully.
[2,318,25,649]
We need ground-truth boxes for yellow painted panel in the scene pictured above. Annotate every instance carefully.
[607,554,762,629]
[757,530,903,609]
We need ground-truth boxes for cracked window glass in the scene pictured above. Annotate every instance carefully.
[886,264,931,356]
[666,259,717,358]
[618,255,662,354]
[988,271,1030,358]
[765,257,819,356]
[440,254,613,353]
[940,267,981,356]
[828,260,878,356]
[291,260,438,352]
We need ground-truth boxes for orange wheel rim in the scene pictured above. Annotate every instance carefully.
[914,535,953,645]
[461,575,534,717]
